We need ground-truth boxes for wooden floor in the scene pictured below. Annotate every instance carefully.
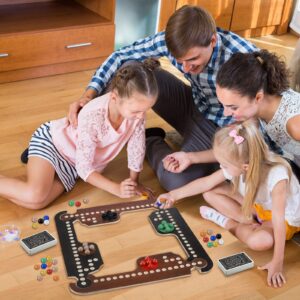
[0,34,299,300]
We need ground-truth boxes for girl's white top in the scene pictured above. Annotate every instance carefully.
[221,164,300,227]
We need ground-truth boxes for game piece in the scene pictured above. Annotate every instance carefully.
[213,241,218,247]
[155,200,162,208]
[52,266,58,272]
[53,275,59,281]
[139,256,158,270]
[207,242,213,248]
[32,223,38,230]
[218,239,224,245]
[218,252,254,276]
[210,235,216,241]
[75,201,81,207]
[20,231,57,255]
[69,200,75,207]
[207,229,213,236]
[216,233,222,239]
[83,198,89,204]
[44,220,50,226]
[40,270,46,276]
[0,225,21,242]
[47,269,53,275]
[200,231,206,237]
[34,264,40,270]
[101,210,117,221]
[37,275,43,281]
[158,220,174,233]
[38,218,44,224]
[43,215,49,220]
[203,236,209,243]
[41,257,47,263]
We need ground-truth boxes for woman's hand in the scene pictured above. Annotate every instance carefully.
[163,151,191,173]
[258,260,286,288]
[155,193,176,209]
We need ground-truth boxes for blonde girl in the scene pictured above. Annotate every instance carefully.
[156,119,300,288]
[0,59,159,209]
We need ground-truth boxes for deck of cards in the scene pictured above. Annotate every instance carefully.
[218,252,254,276]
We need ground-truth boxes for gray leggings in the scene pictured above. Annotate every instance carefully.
[146,68,219,191]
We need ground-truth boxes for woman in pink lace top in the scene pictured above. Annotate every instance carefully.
[0,59,159,209]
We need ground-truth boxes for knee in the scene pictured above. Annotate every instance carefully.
[158,170,190,191]
[202,190,215,202]
[246,233,274,251]
[24,188,48,210]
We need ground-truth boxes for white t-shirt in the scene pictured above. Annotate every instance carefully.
[221,164,300,227]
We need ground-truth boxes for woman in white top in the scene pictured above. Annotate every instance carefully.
[156,119,300,288]
[163,50,300,180]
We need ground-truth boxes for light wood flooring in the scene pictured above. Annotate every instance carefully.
[0,33,299,300]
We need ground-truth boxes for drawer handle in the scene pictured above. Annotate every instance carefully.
[0,53,9,58]
[66,42,92,49]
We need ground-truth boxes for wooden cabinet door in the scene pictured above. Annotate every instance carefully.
[176,0,235,29]
[230,0,285,31]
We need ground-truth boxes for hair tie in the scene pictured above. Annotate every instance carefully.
[229,129,244,145]
[256,56,263,65]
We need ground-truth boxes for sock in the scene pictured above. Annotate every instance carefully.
[199,206,229,228]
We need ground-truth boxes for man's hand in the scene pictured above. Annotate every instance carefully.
[163,151,191,173]
[67,96,91,128]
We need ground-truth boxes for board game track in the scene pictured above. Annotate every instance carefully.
[55,198,213,295]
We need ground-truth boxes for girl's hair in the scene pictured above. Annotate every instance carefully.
[216,50,290,98]
[213,119,292,218]
[110,58,160,99]
[165,5,216,58]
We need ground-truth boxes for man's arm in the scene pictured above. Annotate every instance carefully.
[68,32,169,126]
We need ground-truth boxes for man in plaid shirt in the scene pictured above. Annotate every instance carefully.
[67,5,257,190]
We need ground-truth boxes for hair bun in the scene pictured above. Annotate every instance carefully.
[143,58,160,72]
[117,67,135,81]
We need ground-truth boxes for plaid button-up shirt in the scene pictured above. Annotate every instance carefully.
[88,28,257,127]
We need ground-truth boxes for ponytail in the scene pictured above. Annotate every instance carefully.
[217,50,290,98]
[255,50,290,95]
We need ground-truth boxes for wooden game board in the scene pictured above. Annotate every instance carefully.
[55,197,213,295]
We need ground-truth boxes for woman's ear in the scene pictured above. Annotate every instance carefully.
[255,90,264,104]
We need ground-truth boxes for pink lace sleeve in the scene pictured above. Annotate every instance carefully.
[76,108,107,181]
[127,118,146,172]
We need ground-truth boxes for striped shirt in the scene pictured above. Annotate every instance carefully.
[88,28,257,127]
